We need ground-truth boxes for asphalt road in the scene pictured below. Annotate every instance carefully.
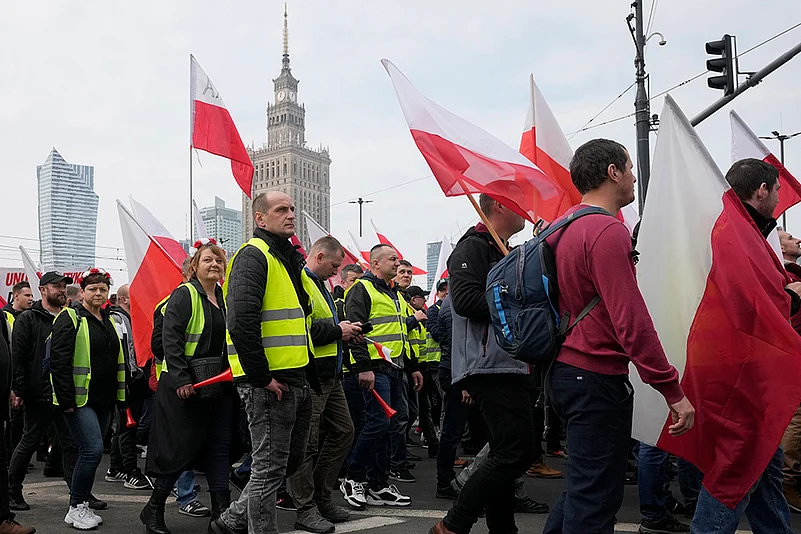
[11,448,799,534]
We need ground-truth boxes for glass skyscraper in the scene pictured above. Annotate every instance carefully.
[197,196,243,258]
[426,241,442,291]
[37,148,99,270]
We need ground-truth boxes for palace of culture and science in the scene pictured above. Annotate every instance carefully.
[242,6,331,247]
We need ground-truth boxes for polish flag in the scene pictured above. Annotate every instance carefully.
[19,246,42,300]
[426,237,452,307]
[633,95,801,509]
[303,210,365,291]
[731,110,801,218]
[382,59,569,223]
[290,235,307,258]
[370,220,426,275]
[119,200,187,368]
[369,339,397,366]
[348,231,373,264]
[190,55,254,198]
[519,74,582,216]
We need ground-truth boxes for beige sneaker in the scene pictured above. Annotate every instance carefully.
[526,460,564,479]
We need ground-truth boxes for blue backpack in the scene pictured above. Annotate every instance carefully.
[485,207,610,365]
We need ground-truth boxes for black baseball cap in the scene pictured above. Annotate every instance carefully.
[39,271,73,286]
[406,285,429,299]
[436,278,449,291]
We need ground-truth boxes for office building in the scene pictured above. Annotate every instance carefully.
[197,196,243,257]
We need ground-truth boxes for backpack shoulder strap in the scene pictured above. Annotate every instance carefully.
[537,207,613,242]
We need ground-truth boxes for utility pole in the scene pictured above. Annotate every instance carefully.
[348,197,373,237]
[759,129,801,229]
[628,1,651,213]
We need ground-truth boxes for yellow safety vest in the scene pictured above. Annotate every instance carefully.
[346,278,409,364]
[51,307,126,408]
[153,295,170,380]
[308,277,338,359]
[3,310,14,340]
[159,283,205,376]
[425,302,441,364]
[224,238,315,378]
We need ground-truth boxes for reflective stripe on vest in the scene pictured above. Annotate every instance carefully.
[425,302,441,363]
[160,283,205,376]
[223,238,313,378]
[346,278,408,364]
[51,307,125,408]
[308,279,338,359]
[410,323,427,362]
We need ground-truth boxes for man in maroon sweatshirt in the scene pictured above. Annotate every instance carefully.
[542,139,695,534]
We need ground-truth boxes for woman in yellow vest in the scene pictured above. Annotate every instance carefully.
[50,268,125,530]
[141,240,237,534]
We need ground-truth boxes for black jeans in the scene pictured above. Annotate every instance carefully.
[543,362,634,534]
[437,379,469,488]
[110,385,146,474]
[9,401,77,494]
[0,421,13,523]
[419,367,442,446]
[443,374,537,534]
[4,409,23,462]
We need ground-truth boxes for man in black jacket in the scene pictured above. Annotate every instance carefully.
[212,191,321,534]
[288,236,362,532]
[0,312,35,534]
[339,244,423,508]
[8,272,78,512]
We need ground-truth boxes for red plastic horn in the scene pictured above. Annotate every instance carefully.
[193,368,234,389]
[371,389,397,419]
[124,408,136,428]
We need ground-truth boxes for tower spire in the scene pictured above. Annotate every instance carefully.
[282,3,290,71]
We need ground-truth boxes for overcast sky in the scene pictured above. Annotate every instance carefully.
[1,1,800,284]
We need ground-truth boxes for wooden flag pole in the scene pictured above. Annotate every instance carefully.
[463,192,509,257]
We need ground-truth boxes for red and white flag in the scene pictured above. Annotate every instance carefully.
[633,95,801,509]
[348,231,373,264]
[383,59,569,223]
[519,74,582,216]
[19,246,42,300]
[303,211,365,291]
[370,339,395,365]
[371,220,426,275]
[190,55,254,198]
[290,235,307,258]
[731,110,801,218]
[426,237,452,307]
[119,199,187,368]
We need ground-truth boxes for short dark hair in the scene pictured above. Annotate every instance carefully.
[478,193,496,215]
[569,139,629,194]
[398,259,412,268]
[310,236,344,258]
[340,264,364,279]
[80,273,110,289]
[370,244,393,262]
[12,281,30,294]
[726,158,779,202]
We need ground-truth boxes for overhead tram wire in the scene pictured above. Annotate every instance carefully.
[567,22,801,137]
[567,82,637,140]
[331,174,433,208]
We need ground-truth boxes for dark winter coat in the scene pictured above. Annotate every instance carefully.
[11,301,58,404]
[146,277,236,476]
[0,312,10,422]
[225,228,320,393]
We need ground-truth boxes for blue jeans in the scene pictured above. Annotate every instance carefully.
[348,373,391,487]
[235,456,252,478]
[691,448,793,534]
[389,369,410,471]
[638,443,670,522]
[678,459,701,511]
[543,362,633,534]
[342,374,366,471]
[63,405,112,507]
[176,471,197,506]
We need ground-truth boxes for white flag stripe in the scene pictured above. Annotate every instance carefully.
[193,200,209,240]
[19,246,41,300]
[118,201,153,277]
[190,55,226,108]
[524,74,573,170]
[381,59,536,169]
[632,95,729,445]
[731,110,770,161]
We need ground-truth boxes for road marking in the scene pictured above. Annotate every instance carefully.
[24,480,67,489]
[283,517,404,533]
[352,508,447,519]
[614,523,751,533]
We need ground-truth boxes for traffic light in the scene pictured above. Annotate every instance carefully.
[706,34,736,95]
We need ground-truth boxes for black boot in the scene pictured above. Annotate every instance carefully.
[140,487,171,534]
[209,491,231,520]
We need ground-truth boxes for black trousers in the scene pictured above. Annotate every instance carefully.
[3,409,23,462]
[0,421,13,523]
[9,402,77,494]
[443,374,537,534]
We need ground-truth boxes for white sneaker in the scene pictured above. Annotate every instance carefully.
[85,506,103,525]
[64,503,100,530]
[367,484,411,507]
[339,478,367,509]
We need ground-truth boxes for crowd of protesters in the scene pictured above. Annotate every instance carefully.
[1,140,800,534]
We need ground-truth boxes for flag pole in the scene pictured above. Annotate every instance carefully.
[455,176,509,256]
[189,146,194,242]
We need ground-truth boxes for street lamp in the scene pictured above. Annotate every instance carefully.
[348,197,373,237]
[759,130,801,229]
